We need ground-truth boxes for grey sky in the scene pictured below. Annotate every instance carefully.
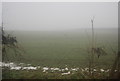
[0,3,1,27]
[2,2,118,31]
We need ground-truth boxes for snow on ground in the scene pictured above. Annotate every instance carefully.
[61,71,71,75]
[0,62,115,75]
[10,66,22,70]
[22,66,37,70]
[43,67,49,72]
[0,62,16,67]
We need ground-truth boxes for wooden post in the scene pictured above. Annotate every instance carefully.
[91,17,95,78]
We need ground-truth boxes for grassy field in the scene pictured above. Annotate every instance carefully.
[2,28,118,79]
[5,28,118,68]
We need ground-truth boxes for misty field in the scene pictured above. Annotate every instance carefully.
[6,28,118,66]
[1,2,119,79]
[2,28,118,79]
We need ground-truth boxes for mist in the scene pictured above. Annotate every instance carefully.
[2,2,118,31]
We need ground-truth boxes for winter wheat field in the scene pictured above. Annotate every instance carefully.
[1,2,119,79]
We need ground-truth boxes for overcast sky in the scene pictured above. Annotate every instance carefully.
[0,2,2,26]
[2,2,118,31]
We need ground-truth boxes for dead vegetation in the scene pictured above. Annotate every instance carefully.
[1,23,24,62]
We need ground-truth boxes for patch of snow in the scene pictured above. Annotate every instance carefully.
[42,67,49,72]
[2,62,16,67]
[22,66,37,70]
[93,69,97,72]
[10,66,22,70]
[51,68,60,71]
[65,67,68,70]
[43,70,46,72]
[43,67,49,70]
[100,69,104,72]
[61,71,71,75]
[71,68,78,71]
[115,70,117,72]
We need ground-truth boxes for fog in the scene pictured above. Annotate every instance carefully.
[0,2,2,26]
[2,2,118,31]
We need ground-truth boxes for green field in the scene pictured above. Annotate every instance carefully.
[6,28,118,68]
